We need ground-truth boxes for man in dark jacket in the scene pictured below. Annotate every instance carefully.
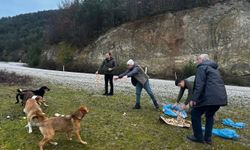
[187,54,227,144]
[96,52,116,96]
[115,59,159,109]
[174,75,195,109]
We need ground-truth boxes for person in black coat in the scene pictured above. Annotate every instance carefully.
[96,52,116,96]
[187,54,227,144]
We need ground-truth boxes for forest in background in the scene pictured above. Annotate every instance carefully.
[0,0,223,67]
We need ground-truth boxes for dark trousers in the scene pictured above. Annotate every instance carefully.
[104,74,113,94]
[191,105,220,141]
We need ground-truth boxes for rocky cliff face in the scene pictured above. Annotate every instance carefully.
[45,0,250,85]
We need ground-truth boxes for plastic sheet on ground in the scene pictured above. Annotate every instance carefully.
[222,118,246,129]
[162,104,187,118]
[202,127,240,139]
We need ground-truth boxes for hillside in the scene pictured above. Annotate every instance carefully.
[0,0,250,85]
[44,0,250,85]
[0,0,222,63]
[0,10,58,65]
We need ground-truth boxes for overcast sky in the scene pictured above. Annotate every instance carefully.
[0,0,62,18]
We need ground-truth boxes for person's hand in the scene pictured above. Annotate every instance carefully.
[123,75,128,79]
[114,75,127,81]
[108,68,112,71]
[182,104,189,110]
[173,102,179,107]
[95,71,99,74]
[189,101,196,107]
[114,76,119,81]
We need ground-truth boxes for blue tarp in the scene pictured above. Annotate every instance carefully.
[202,127,240,139]
[212,128,240,139]
[162,104,187,118]
[222,118,246,129]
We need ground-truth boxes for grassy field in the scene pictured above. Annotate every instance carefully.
[0,84,249,150]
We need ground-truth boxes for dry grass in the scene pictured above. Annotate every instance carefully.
[0,70,33,86]
[0,83,249,150]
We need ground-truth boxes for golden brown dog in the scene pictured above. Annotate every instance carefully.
[23,96,46,133]
[38,106,89,150]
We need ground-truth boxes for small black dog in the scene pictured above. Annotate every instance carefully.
[16,86,50,105]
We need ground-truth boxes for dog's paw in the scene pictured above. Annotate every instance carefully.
[28,130,32,134]
[80,141,87,145]
[69,138,72,141]
[50,142,58,146]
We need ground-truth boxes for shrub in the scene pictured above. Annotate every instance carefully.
[0,70,33,85]
[182,60,197,78]
[39,58,58,70]
[112,62,127,75]
[56,42,75,66]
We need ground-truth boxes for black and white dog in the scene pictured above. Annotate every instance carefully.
[16,86,50,106]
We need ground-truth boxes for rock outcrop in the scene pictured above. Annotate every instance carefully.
[46,0,250,85]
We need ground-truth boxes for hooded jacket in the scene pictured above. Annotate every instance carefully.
[118,63,149,86]
[192,60,227,107]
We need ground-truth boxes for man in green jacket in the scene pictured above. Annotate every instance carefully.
[115,59,159,109]
[174,76,195,110]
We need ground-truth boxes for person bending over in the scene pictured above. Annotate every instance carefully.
[115,59,159,109]
[174,75,195,110]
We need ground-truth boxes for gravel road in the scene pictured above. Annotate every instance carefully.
[0,62,249,106]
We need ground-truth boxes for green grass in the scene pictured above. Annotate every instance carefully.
[0,84,249,150]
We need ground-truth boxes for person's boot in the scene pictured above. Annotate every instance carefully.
[204,140,212,145]
[104,84,108,96]
[133,103,141,109]
[153,100,159,109]
[108,92,113,96]
[186,135,204,144]
[204,137,212,145]
[109,87,114,96]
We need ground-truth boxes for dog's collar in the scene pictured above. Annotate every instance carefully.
[71,115,84,121]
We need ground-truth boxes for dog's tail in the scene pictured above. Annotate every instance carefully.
[15,89,23,104]
[15,93,20,104]
[30,111,46,126]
